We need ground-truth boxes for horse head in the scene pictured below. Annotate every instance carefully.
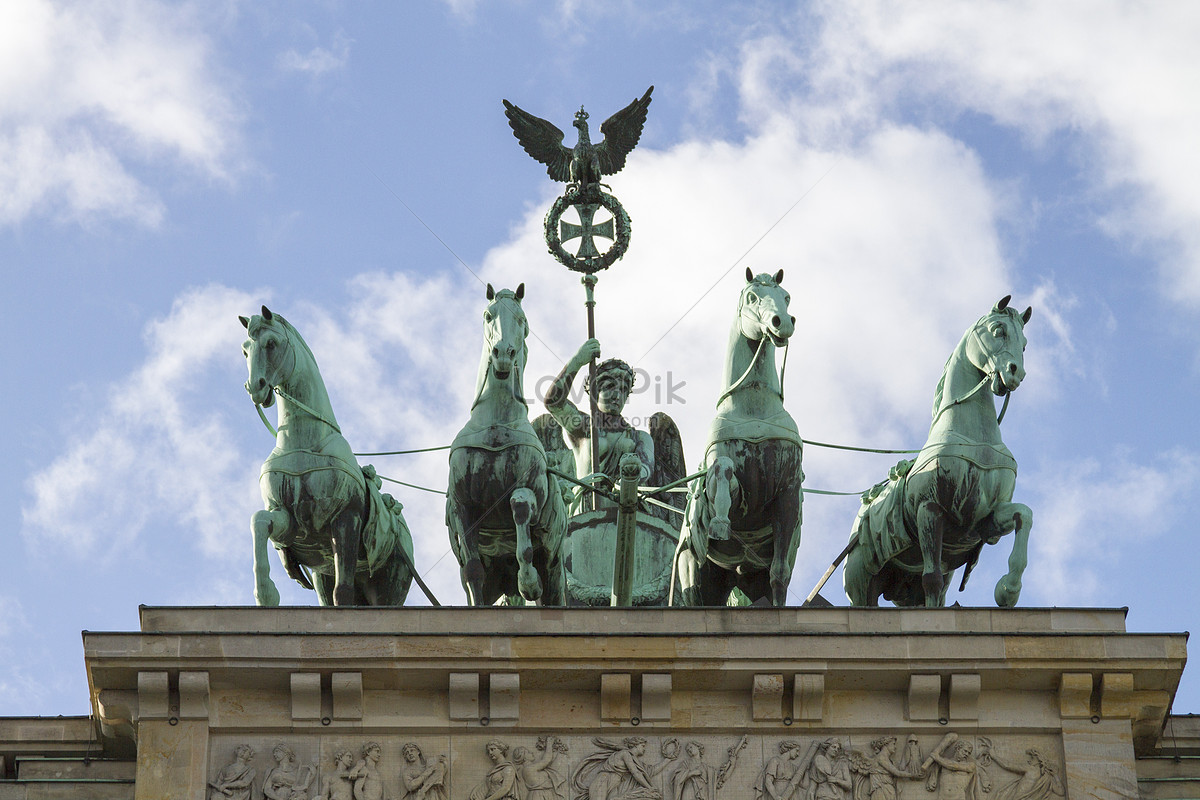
[740,268,795,346]
[968,295,1032,396]
[473,283,528,407]
[240,305,295,408]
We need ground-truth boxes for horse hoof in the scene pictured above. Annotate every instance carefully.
[255,581,280,607]
[518,563,542,602]
[995,576,1022,607]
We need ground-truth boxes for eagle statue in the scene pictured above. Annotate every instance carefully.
[503,86,653,194]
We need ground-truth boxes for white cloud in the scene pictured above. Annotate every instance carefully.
[22,285,261,561]
[0,0,240,225]
[277,31,351,76]
[801,0,1200,305]
[1026,450,1200,603]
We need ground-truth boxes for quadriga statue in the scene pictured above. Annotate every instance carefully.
[673,269,804,607]
[241,306,415,606]
[446,284,568,606]
[843,296,1033,608]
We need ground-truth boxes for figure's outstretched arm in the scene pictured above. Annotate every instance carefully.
[546,339,600,444]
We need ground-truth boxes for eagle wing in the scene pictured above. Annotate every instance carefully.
[503,100,573,183]
[595,85,654,177]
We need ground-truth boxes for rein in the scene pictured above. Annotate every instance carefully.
[715,329,790,408]
[929,321,1018,428]
[252,324,342,437]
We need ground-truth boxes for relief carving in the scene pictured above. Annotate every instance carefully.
[210,744,257,800]
[263,742,316,800]
[979,745,1064,800]
[318,749,359,800]
[848,736,923,800]
[349,742,386,800]
[806,739,853,800]
[572,737,680,800]
[667,737,747,800]
[514,737,570,800]
[469,740,522,800]
[401,743,449,800]
[923,734,987,800]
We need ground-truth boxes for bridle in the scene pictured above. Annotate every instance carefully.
[716,283,791,408]
[930,313,1023,428]
[249,320,341,437]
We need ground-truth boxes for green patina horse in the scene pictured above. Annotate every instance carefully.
[673,269,804,607]
[446,285,567,606]
[241,306,414,606]
[843,296,1033,608]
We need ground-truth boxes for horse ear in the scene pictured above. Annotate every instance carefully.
[515,283,525,301]
[261,305,273,321]
[745,267,754,282]
[994,295,1011,312]
[774,269,784,285]
[486,283,495,300]
[239,315,250,329]
[1022,306,1032,324]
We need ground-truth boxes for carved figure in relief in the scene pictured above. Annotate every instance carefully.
[469,740,521,800]
[896,736,923,776]
[209,744,257,800]
[401,743,448,800]
[849,737,921,800]
[572,737,678,800]
[264,743,316,800]
[321,750,359,800]
[755,741,807,800]
[514,737,569,800]
[804,739,852,800]
[983,748,1063,800]
[924,737,989,800]
[670,742,717,800]
[349,742,385,800]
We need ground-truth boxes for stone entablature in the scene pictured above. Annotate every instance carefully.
[77,607,1185,800]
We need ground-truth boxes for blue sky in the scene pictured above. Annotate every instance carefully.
[3,1,1199,716]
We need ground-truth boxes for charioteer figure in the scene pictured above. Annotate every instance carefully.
[545,338,654,500]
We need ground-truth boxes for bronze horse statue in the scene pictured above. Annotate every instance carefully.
[446,284,568,605]
[673,269,804,606]
[843,296,1033,607]
[241,307,415,606]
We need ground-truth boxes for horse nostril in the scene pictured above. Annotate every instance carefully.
[256,377,267,389]
[1009,363,1017,374]
[790,316,796,324]
[772,315,781,328]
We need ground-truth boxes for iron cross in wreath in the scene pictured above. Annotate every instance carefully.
[503,86,652,273]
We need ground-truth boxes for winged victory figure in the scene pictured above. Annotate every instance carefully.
[503,86,654,194]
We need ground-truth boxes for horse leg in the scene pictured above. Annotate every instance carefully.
[313,571,335,606]
[511,488,543,603]
[329,507,361,606]
[992,501,1033,607]
[251,508,289,606]
[707,458,735,543]
[769,481,803,607]
[915,501,947,607]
